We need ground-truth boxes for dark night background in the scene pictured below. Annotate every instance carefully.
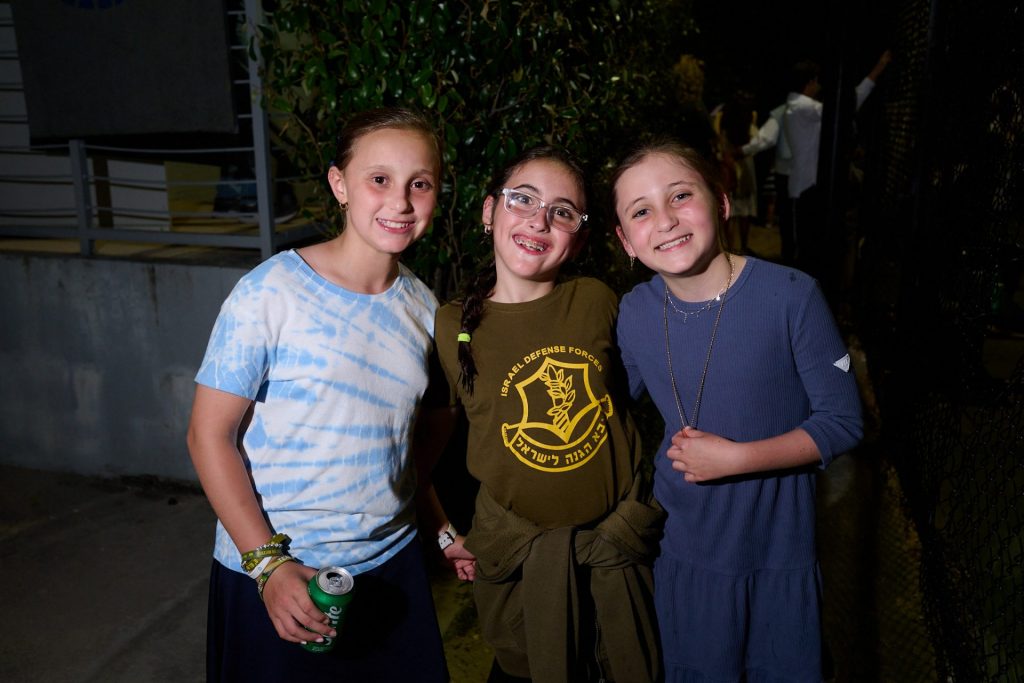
[693,0,892,115]
[1,1,1021,680]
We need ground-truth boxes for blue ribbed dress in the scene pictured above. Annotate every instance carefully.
[617,257,862,682]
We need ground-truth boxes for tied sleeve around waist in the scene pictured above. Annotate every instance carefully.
[465,476,664,683]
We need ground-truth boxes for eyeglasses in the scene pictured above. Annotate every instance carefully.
[500,188,588,233]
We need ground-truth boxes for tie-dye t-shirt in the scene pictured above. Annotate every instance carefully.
[195,250,438,575]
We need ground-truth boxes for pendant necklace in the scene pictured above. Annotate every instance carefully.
[666,281,726,322]
[663,253,734,430]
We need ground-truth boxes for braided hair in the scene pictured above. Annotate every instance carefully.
[457,146,587,394]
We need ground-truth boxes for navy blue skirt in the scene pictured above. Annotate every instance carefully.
[206,536,448,682]
[655,553,824,682]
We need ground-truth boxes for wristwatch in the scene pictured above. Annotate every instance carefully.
[438,522,457,550]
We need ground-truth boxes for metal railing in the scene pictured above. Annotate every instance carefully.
[857,0,1024,679]
[0,0,321,261]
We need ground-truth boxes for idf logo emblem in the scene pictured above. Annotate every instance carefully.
[501,358,613,472]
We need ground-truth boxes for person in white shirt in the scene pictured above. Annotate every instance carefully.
[783,51,892,278]
[742,102,795,263]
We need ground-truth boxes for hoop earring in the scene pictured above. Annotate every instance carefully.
[483,223,493,235]
[339,201,348,211]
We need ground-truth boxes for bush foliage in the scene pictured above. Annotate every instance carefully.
[258,0,695,298]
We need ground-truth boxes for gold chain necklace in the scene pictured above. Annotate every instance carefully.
[663,253,734,429]
[665,276,730,322]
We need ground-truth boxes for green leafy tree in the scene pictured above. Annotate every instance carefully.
[258,0,696,299]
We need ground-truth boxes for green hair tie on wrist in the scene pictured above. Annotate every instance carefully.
[457,332,471,343]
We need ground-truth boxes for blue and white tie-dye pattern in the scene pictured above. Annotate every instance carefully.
[195,250,438,576]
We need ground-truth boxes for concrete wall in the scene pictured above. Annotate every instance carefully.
[0,253,248,481]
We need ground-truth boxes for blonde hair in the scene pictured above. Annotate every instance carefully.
[672,55,705,105]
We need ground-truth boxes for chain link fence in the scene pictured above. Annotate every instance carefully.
[855,0,1024,679]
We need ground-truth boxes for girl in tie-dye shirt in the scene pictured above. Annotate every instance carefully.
[187,107,452,682]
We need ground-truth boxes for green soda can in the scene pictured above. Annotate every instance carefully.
[303,566,354,653]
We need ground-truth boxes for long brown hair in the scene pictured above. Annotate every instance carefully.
[610,137,728,238]
[457,146,587,394]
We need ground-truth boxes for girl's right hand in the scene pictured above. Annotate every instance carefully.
[667,426,743,482]
[260,561,334,643]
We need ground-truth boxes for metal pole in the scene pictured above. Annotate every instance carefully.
[69,139,94,256]
[244,0,276,260]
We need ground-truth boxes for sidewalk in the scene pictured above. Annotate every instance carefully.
[0,464,489,682]
[0,448,935,682]
[0,467,212,682]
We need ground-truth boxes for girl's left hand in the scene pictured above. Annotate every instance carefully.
[443,536,477,582]
[667,426,743,482]
[452,558,477,582]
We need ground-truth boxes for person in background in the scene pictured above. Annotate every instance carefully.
[740,96,795,263]
[671,54,718,160]
[784,51,892,278]
[715,90,760,254]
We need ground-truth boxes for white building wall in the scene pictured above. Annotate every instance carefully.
[0,253,248,480]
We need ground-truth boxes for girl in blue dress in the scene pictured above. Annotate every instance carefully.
[611,138,863,682]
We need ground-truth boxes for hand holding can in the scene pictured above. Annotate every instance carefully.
[303,566,355,653]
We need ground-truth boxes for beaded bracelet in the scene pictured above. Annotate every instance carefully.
[256,555,297,601]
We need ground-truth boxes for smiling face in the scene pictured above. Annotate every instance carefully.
[484,158,586,301]
[614,151,727,282]
[328,127,440,259]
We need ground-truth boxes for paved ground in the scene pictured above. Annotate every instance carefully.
[0,450,936,682]
[0,462,493,679]
[0,465,489,682]
[0,468,213,682]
